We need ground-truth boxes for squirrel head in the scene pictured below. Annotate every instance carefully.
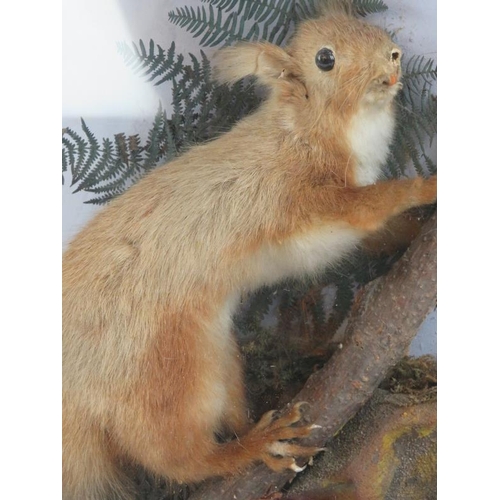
[213,9,402,141]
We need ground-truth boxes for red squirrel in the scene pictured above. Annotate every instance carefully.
[62,7,437,499]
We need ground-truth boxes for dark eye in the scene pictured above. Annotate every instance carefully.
[315,48,335,71]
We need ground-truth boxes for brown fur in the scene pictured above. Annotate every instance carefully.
[63,10,436,499]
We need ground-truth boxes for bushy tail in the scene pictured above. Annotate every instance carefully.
[63,411,135,500]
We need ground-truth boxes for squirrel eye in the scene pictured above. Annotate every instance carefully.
[315,48,335,71]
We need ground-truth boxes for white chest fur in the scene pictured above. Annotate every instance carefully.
[244,223,365,290]
[241,105,396,294]
[348,103,396,186]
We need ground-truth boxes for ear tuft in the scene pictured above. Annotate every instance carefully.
[212,42,298,86]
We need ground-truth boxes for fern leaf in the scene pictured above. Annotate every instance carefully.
[154,47,185,86]
[170,0,300,47]
[84,163,136,200]
[113,133,129,166]
[168,6,199,41]
[62,138,75,182]
[73,119,100,186]
[244,0,265,19]
[74,138,118,193]
[63,127,89,181]
[118,40,185,86]
[353,0,388,17]
[62,148,68,183]
[200,6,228,46]
[295,0,318,20]
[143,103,173,170]
[403,55,437,97]
[127,134,144,170]
[203,0,240,12]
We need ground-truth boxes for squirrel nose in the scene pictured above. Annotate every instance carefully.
[383,74,399,86]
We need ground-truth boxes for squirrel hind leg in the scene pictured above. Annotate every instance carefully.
[204,401,323,477]
[106,401,322,484]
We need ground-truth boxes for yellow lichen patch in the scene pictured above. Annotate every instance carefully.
[287,358,437,500]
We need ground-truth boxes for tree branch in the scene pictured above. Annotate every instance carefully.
[189,213,437,500]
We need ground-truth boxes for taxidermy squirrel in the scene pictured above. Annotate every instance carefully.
[62,5,437,499]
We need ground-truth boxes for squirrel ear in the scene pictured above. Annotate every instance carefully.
[212,42,299,86]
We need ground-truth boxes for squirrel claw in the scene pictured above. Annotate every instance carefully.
[290,461,307,473]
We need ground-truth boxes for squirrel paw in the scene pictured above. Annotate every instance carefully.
[248,402,324,473]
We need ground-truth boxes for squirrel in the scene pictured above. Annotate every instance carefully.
[62,6,437,500]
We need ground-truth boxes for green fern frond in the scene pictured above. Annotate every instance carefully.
[169,0,297,47]
[127,135,144,170]
[387,85,436,178]
[84,136,149,205]
[169,5,222,47]
[399,127,427,177]
[169,0,391,51]
[423,152,437,175]
[204,0,283,21]
[175,53,205,102]
[84,166,137,204]
[353,0,388,17]
[143,105,166,170]
[114,133,129,165]
[168,4,259,48]
[115,40,259,161]
[384,156,403,179]
[382,54,437,178]
[295,0,319,20]
[260,0,294,45]
[74,138,117,193]
[422,94,437,141]
[72,119,101,187]
[62,138,74,182]
[155,43,185,85]
[63,104,181,203]
[63,127,89,182]
[403,55,437,84]
[117,40,185,86]
[403,79,436,142]
[204,0,239,12]
[204,0,290,22]
[62,147,68,182]
[403,55,437,101]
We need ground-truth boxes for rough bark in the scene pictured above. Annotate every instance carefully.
[287,356,437,500]
[189,213,437,500]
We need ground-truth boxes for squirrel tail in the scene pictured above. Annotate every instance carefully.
[63,410,135,500]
